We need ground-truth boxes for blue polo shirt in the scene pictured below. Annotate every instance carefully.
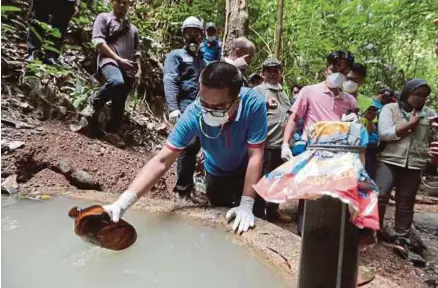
[166,87,268,177]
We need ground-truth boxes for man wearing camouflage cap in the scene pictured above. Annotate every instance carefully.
[253,57,292,223]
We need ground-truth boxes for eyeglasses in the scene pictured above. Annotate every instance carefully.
[199,97,239,117]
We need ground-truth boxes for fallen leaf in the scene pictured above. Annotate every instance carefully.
[40,194,52,200]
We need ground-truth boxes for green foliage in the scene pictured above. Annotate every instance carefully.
[26,60,72,78]
[248,0,438,105]
[151,0,225,56]
[1,5,23,37]
[72,79,93,109]
[5,0,438,112]
[1,5,21,14]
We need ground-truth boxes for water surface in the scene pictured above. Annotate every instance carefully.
[1,195,287,288]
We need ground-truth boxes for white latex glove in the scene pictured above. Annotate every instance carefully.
[169,110,181,125]
[341,113,359,123]
[281,143,293,161]
[103,190,137,223]
[225,196,255,234]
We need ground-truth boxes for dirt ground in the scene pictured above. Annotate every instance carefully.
[2,121,437,287]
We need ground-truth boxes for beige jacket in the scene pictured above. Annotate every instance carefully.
[378,102,436,170]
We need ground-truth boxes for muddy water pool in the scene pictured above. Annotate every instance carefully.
[1,195,288,288]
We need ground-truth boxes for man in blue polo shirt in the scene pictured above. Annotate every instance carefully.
[103,62,268,234]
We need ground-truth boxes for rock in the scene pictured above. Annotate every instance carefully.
[409,252,427,267]
[1,139,25,152]
[146,123,155,130]
[1,175,19,194]
[358,265,376,286]
[424,278,437,287]
[70,170,95,188]
[1,139,9,151]
[58,159,72,174]
[18,101,33,112]
[414,212,438,237]
[8,140,25,150]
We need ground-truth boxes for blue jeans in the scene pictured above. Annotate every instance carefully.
[90,64,133,133]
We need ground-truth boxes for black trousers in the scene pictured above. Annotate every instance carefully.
[365,144,379,180]
[259,148,285,218]
[375,162,422,240]
[27,0,75,58]
[205,172,265,218]
[174,137,201,195]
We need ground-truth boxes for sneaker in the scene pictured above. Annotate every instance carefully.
[393,238,409,259]
[267,210,293,223]
[377,227,395,243]
[187,190,208,205]
[174,188,207,205]
[80,104,96,118]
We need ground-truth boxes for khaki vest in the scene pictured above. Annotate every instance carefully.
[253,84,291,148]
[379,103,436,170]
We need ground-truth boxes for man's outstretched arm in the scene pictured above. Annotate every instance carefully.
[103,147,180,223]
[127,147,180,198]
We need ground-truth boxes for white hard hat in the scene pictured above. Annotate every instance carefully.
[182,16,204,33]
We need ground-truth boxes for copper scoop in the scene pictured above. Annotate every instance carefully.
[68,205,137,251]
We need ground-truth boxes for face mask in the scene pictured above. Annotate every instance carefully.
[342,80,358,93]
[188,43,199,53]
[233,56,248,71]
[184,35,201,52]
[326,72,346,89]
[207,36,216,42]
[202,111,229,127]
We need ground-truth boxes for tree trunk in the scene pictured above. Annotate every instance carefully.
[274,0,284,58]
[222,0,249,57]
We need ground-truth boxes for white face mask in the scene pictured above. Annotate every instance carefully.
[326,72,346,88]
[233,56,248,71]
[342,80,359,93]
[207,36,216,42]
[202,112,229,127]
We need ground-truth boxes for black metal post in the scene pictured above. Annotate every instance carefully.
[298,197,359,288]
